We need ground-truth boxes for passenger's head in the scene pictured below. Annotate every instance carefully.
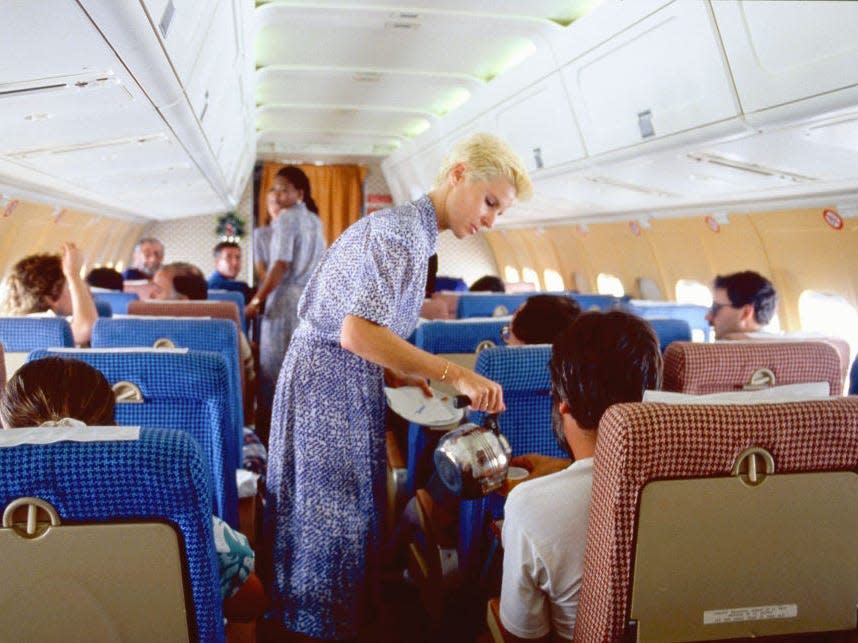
[86,266,124,291]
[469,275,505,293]
[0,253,66,316]
[213,241,242,279]
[151,262,207,300]
[433,133,531,239]
[1,357,115,428]
[131,238,164,276]
[505,295,581,346]
[550,311,662,449]
[270,166,319,216]
[706,271,778,339]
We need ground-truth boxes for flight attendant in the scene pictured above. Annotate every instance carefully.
[265,133,532,640]
[246,166,326,439]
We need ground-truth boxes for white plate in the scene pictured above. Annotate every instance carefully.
[384,386,464,427]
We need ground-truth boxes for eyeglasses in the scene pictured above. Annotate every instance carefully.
[500,325,511,345]
[708,301,735,316]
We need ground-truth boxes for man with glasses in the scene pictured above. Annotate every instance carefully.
[705,271,778,340]
[498,311,662,640]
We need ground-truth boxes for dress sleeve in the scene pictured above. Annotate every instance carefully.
[499,492,552,639]
[348,226,421,329]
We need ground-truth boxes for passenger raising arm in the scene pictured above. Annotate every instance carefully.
[60,242,98,346]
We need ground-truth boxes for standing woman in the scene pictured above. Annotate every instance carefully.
[246,167,326,440]
[265,133,532,639]
[253,190,282,283]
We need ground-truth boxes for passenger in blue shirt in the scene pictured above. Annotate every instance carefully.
[208,241,251,302]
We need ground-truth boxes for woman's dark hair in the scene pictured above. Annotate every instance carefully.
[1,357,116,428]
[426,254,438,298]
[550,311,662,430]
[0,254,65,315]
[276,166,319,215]
[469,275,505,292]
[511,295,581,345]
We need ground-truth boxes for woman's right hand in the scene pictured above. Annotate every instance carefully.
[449,363,505,413]
[59,242,85,280]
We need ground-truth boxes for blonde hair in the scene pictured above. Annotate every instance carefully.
[0,253,65,316]
[435,132,533,201]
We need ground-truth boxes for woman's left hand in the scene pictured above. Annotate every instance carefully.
[384,368,433,397]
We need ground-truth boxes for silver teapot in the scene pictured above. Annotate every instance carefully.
[434,410,512,499]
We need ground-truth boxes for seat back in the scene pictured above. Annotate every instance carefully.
[29,348,239,527]
[125,300,246,414]
[469,345,562,458]
[643,318,692,353]
[0,426,223,642]
[0,316,74,380]
[569,293,625,312]
[93,290,138,315]
[94,299,113,317]
[457,293,533,318]
[575,397,858,642]
[627,301,711,341]
[208,289,248,334]
[91,317,243,450]
[664,340,844,395]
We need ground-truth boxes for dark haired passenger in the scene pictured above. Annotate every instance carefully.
[705,270,778,340]
[208,241,252,302]
[499,311,662,640]
[0,242,98,346]
[503,295,582,346]
[0,356,255,600]
[245,166,326,437]
[470,274,505,292]
[86,266,124,292]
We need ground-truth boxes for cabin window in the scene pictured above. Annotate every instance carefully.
[674,279,712,307]
[596,273,624,297]
[543,269,565,292]
[504,266,520,283]
[799,290,858,367]
[522,268,541,290]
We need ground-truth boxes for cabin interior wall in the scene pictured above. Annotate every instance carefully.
[436,230,499,288]
[482,207,856,334]
[0,199,143,277]
[143,178,255,283]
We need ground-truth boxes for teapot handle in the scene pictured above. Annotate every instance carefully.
[453,395,501,435]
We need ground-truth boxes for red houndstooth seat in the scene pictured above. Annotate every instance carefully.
[663,341,843,396]
[573,397,858,642]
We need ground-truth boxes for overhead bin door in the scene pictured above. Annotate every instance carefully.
[493,73,586,173]
[560,0,739,156]
[712,0,858,119]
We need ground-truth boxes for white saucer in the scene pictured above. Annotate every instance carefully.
[507,466,529,481]
[384,386,464,427]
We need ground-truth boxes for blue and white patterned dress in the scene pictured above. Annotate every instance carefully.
[266,195,438,639]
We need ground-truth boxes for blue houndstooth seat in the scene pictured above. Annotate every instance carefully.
[458,344,561,577]
[93,291,139,315]
[644,318,692,353]
[92,317,243,453]
[29,348,239,528]
[626,301,711,341]
[0,316,74,351]
[851,355,858,395]
[208,289,248,335]
[0,426,224,642]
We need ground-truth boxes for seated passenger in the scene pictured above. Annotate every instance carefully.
[150,262,208,301]
[0,356,254,599]
[122,237,164,281]
[503,295,582,345]
[0,242,98,346]
[470,274,505,292]
[86,266,124,292]
[705,270,778,340]
[208,241,252,302]
[499,311,662,640]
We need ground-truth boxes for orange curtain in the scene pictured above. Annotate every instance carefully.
[259,163,368,244]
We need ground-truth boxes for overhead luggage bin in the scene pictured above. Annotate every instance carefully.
[560,0,741,156]
[712,0,858,123]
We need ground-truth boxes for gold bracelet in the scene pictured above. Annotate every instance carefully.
[439,361,451,382]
